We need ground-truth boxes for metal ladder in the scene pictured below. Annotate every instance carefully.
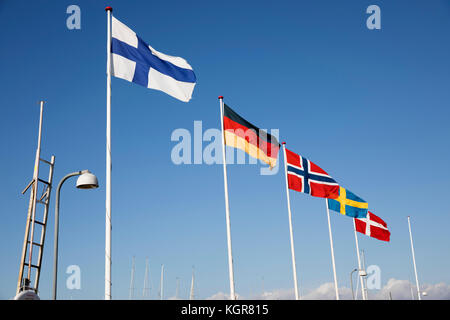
[16,101,55,295]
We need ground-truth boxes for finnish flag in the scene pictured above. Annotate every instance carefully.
[111,16,196,102]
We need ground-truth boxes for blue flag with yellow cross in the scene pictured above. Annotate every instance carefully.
[327,187,368,218]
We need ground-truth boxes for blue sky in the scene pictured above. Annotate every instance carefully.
[1,0,450,300]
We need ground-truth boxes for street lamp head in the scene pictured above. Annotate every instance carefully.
[76,171,99,189]
[359,270,367,277]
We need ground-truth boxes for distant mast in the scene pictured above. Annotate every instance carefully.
[189,266,195,300]
[159,264,164,300]
[16,101,55,300]
[408,216,422,300]
[129,256,135,300]
[143,257,150,299]
[175,277,180,299]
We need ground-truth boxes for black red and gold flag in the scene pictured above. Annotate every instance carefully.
[223,104,280,168]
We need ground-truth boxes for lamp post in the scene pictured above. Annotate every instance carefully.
[407,216,421,301]
[52,170,98,300]
[350,268,357,300]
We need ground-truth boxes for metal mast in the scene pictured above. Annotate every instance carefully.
[175,277,180,299]
[143,257,150,299]
[189,266,195,300]
[16,101,55,296]
[361,249,369,300]
[159,264,164,300]
[129,256,135,300]
[408,216,421,300]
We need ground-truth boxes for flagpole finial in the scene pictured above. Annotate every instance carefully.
[218,96,223,100]
[105,6,113,12]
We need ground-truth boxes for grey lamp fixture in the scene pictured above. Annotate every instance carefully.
[76,171,99,189]
[52,170,99,300]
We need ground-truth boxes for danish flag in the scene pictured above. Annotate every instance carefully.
[285,147,339,199]
[355,211,390,242]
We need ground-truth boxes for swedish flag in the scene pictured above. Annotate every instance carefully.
[327,187,368,218]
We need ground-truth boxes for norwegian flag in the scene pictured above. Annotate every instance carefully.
[355,211,391,242]
[285,147,339,199]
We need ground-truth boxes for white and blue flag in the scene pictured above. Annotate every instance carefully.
[111,16,196,102]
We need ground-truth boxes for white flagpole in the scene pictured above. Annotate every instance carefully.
[160,264,164,300]
[409,279,415,300]
[129,256,135,300]
[27,101,44,282]
[143,257,149,298]
[408,216,421,300]
[218,96,236,300]
[361,249,369,300]
[281,143,299,300]
[325,199,339,300]
[105,6,113,300]
[189,266,195,300]
[352,219,367,300]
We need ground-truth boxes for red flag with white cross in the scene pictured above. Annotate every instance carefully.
[355,211,390,242]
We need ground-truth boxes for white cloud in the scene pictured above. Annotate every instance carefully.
[301,283,353,300]
[372,278,450,300]
[205,279,450,300]
[250,288,295,300]
[374,278,414,300]
[303,279,450,300]
[206,291,229,300]
[421,282,450,300]
[206,291,242,300]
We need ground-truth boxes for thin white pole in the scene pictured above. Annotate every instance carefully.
[143,257,149,299]
[361,249,369,300]
[105,6,112,300]
[189,266,195,300]
[281,143,299,300]
[408,216,421,300]
[409,279,415,300]
[352,219,366,300]
[355,270,360,300]
[218,96,236,300]
[160,264,164,300]
[261,276,264,296]
[175,277,180,299]
[129,256,135,300]
[27,101,44,282]
[325,199,339,300]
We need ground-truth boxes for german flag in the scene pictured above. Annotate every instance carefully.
[223,104,280,168]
